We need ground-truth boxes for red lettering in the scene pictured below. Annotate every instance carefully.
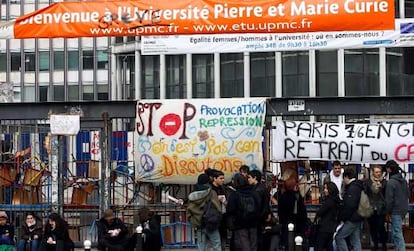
[394,143,414,162]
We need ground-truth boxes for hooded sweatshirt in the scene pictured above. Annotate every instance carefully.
[186,187,221,228]
[385,173,409,216]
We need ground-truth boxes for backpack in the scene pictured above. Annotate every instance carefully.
[201,193,222,231]
[238,191,259,222]
[357,189,373,218]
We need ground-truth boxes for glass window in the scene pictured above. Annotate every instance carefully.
[192,54,214,98]
[386,47,414,95]
[141,56,160,99]
[23,85,35,102]
[97,84,109,100]
[121,56,135,99]
[406,0,414,17]
[25,53,35,72]
[68,85,79,101]
[282,51,309,97]
[53,85,65,101]
[54,51,64,70]
[39,86,48,102]
[166,55,186,99]
[0,53,6,71]
[11,52,21,72]
[83,85,94,100]
[220,53,244,98]
[115,37,124,44]
[83,50,94,70]
[39,52,49,72]
[68,51,79,71]
[316,50,338,96]
[344,49,379,96]
[97,50,108,69]
[250,52,275,97]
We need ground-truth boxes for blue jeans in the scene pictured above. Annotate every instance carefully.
[197,228,221,251]
[390,214,405,251]
[334,221,361,251]
[18,239,39,251]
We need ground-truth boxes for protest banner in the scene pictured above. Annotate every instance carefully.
[135,98,266,184]
[273,120,414,164]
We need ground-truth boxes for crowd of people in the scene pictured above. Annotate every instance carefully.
[185,159,410,251]
[0,159,409,251]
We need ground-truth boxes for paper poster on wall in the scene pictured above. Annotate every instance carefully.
[272,120,414,164]
[135,98,266,184]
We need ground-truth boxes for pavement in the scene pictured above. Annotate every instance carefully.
[73,245,414,250]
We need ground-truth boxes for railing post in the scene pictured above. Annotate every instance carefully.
[288,223,295,251]
[83,239,91,251]
[294,236,303,251]
[136,225,143,251]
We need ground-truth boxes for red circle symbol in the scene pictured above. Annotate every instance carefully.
[159,113,181,136]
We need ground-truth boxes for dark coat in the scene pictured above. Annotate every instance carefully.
[0,223,14,245]
[97,217,130,251]
[20,218,43,241]
[40,220,74,251]
[385,173,409,216]
[365,178,387,215]
[254,182,271,224]
[226,185,261,229]
[316,194,341,233]
[339,179,363,222]
[278,190,307,237]
[142,215,162,251]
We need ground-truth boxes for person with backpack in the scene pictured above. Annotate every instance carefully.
[334,168,363,251]
[186,173,222,251]
[226,173,260,251]
[365,165,387,251]
[384,160,409,251]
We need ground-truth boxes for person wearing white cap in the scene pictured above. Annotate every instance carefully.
[0,210,15,250]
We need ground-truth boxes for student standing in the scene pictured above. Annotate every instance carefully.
[385,160,409,251]
[315,181,341,251]
[366,165,387,251]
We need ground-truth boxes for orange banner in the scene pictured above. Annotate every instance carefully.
[9,0,395,38]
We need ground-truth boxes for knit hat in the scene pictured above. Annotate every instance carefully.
[103,209,115,220]
[0,211,8,219]
[197,173,209,185]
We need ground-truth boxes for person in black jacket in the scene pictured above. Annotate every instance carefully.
[334,168,363,251]
[226,173,261,251]
[39,212,74,251]
[18,212,43,251]
[315,181,341,251]
[138,207,162,251]
[278,178,308,249]
[385,160,409,251]
[97,209,134,251]
[248,169,271,251]
[0,211,14,250]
